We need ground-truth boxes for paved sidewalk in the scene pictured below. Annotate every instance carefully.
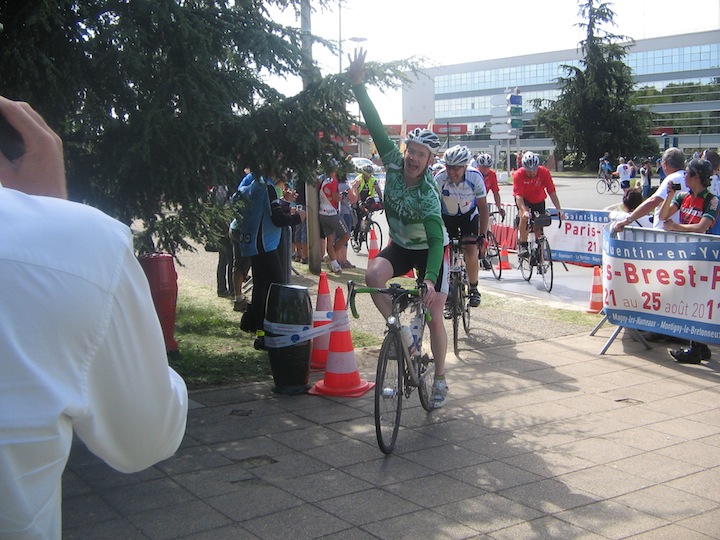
[63,324,720,539]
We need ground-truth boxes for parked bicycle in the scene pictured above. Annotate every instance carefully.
[348,279,435,454]
[481,210,504,280]
[517,211,562,292]
[446,235,479,356]
[351,196,383,254]
[596,173,620,195]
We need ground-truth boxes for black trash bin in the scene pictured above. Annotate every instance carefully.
[264,284,313,394]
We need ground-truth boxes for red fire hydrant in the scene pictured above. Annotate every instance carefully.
[137,253,179,352]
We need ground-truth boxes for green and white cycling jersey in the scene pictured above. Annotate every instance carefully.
[353,83,448,284]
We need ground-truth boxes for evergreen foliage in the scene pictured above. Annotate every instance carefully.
[532,0,657,170]
[0,0,415,254]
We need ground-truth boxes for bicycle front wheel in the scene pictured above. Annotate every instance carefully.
[367,220,383,252]
[450,274,462,356]
[417,354,436,412]
[375,332,403,454]
[461,275,471,335]
[538,237,554,292]
[596,179,608,194]
[486,231,502,280]
[609,179,620,194]
[518,251,533,281]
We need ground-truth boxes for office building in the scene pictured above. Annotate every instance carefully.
[402,30,720,159]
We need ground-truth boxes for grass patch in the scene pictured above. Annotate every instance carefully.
[169,283,272,388]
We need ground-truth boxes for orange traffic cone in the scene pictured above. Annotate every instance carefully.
[404,268,415,278]
[310,272,333,371]
[498,243,512,270]
[309,287,374,398]
[368,228,379,260]
[586,266,603,314]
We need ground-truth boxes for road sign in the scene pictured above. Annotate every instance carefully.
[508,94,522,106]
[509,106,523,117]
[490,124,511,134]
[490,94,507,106]
[510,119,524,129]
[491,105,509,117]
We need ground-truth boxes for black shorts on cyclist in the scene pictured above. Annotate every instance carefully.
[377,242,449,296]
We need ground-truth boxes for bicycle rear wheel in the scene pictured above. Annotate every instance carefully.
[595,179,608,194]
[518,251,533,281]
[609,179,620,194]
[367,220,383,252]
[417,354,435,412]
[486,231,502,280]
[375,332,403,454]
[538,237,554,292]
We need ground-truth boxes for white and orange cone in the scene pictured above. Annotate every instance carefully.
[309,287,374,398]
[310,272,333,371]
[586,266,603,314]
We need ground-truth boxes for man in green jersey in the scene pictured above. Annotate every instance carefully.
[348,49,450,408]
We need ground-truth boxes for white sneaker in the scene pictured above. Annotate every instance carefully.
[330,261,342,274]
[430,378,448,409]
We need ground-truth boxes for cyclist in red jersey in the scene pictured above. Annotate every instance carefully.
[476,153,505,219]
[512,152,564,258]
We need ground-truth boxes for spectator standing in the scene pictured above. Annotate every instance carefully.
[292,177,308,263]
[337,172,358,269]
[616,157,632,193]
[704,149,720,236]
[658,158,718,364]
[236,169,305,349]
[208,184,234,297]
[318,165,350,274]
[0,96,188,539]
[639,159,653,199]
[613,147,687,233]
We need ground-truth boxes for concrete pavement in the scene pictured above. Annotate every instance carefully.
[62,315,720,538]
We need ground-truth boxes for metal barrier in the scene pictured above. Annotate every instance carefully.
[619,226,719,244]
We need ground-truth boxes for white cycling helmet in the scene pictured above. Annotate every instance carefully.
[442,145,472,167]
[477,153,493,167]
[521,151,540,170]
[361,164,374,175]
[405,128,441,154]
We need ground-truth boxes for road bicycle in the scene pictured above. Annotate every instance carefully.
[596,173,620,194]
[348,279,435,454]
[517,211,562,292]
[447,235,478,356]
[351,198,383,254]
[482,210,504,280]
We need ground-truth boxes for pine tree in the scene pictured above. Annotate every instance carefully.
[533,0,656,170]
[0,0,413,254]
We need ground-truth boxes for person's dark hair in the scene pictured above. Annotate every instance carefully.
[687,158,713,187]
[705,149,719,172]
[622,188,643,211]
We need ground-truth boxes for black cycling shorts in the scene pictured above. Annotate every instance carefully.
[377,242,449,295]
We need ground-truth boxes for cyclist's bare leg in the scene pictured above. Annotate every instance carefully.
[426,292,448,377]
[365,256,394,318]
[518,213,530,243]
[463,240,479,285]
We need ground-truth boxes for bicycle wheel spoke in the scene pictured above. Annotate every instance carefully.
[375,333,402,454]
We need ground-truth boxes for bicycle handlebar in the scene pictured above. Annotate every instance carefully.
[347,280,431,322]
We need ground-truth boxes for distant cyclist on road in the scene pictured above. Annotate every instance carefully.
[512,152,564,258]
[434,145,489,310]
[352,163,383,241]
[475,153,505,270]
